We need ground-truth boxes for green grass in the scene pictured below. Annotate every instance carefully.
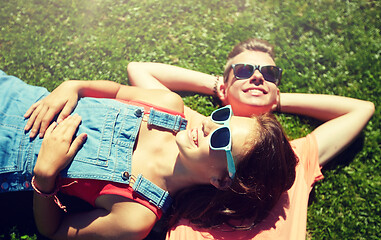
[0,0,380,239]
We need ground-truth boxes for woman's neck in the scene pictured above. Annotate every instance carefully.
[164,155,210,195]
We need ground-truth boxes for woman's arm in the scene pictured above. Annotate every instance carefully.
[24,80,122,138]
[127,62,218,94]
[32,114,86,237]
[32,115,156,240]
[279,93,375,166]
[35,195,156,240]
[25,80,183,138]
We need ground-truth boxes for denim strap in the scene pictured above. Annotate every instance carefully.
[132,174,172,213]
[147,108,187,132]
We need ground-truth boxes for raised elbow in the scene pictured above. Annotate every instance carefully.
[127,62,142,86]
[366,101,375,114]
[127,61,139,73]
[362,101,375,119]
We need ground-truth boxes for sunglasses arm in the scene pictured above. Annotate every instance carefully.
[226,150,236,179]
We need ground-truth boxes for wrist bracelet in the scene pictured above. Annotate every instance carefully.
[276,96,281,112]
[213,76,220,97]
[31,176,59,197]
[31,176,69,212]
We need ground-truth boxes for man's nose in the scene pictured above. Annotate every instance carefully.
[249,70,265,85]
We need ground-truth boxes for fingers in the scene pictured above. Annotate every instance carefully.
[24,102,42,132]
[67,133,87,158]
[55,114,86,159]
[37,114,85,174]
[52,114,82,139]
[32,106,49,138]
[44,121,58,138]
[38,109,59,138]
[26,105,48,138]
[43,113,82,139]
[24,101,41,119]
[57,99,77,123]
[25,101,75,138]
[25,103,53,138]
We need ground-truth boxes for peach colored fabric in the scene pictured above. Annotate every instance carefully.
[166,133,323,240]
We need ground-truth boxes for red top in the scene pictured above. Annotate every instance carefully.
[59,178,163,219]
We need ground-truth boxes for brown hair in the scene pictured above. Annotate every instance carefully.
[223,38,276,83]
[168,113,298,230]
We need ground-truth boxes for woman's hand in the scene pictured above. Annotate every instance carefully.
[33,114,87,192]
[24,81,81,139]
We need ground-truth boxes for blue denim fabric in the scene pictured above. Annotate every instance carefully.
[0,70,186,212]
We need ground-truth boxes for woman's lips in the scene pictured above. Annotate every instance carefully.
[189,128,198,147]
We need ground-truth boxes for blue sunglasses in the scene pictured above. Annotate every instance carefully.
[209,105,236,179]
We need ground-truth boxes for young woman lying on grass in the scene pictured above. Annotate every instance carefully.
[0,69,297,240]
[126,38,375,239]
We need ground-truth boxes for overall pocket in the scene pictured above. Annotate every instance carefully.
[61,98,143,181]
[70,99,120,166]
[0,113,27,174]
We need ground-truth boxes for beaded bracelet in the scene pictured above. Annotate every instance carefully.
[213,76,220,97]
[276,94,281,112]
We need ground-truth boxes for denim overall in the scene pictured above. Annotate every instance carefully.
[0,70,187,212]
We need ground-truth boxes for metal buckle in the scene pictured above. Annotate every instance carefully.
[173,115,182,133]
[129,174,137,187]
[142,113,149,122]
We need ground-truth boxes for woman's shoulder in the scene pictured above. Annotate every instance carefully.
[152,90,184,114]
[118,86,185,114]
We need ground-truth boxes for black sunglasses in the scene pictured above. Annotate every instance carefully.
[231,63,282,86]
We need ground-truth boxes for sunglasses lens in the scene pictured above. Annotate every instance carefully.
[210,127,230,149]
[261,66,279,84]
[211,107,231,122]
[234,64,253,79]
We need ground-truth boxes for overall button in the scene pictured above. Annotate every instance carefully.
[134,109,143,118]
[1,182,9,190]
[121,171,130,180]
[23,181,31,189]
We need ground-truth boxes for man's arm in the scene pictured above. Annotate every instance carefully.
[279,93,375,166]
[127,62,218,95]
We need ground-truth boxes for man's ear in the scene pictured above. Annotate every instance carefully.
[218,83,229,106]
[276,88,280,101]
[210,176,232,190]
[271,88,281,112]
